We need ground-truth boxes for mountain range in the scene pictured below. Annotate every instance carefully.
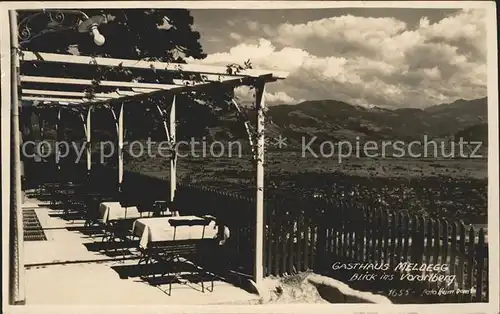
[230,97,488,148]
[26,97,488,150]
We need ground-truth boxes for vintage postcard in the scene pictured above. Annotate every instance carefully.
[1,1,498,314]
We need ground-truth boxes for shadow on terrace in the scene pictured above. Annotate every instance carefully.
[22,161,259,305]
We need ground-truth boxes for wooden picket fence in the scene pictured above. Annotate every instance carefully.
[169,185,490,303]
[67,165,488,303]
[263,196,489,303]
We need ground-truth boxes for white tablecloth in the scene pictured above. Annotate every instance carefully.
[98,202,147,224]
[132,216,221,249]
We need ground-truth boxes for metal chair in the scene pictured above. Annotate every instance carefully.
[147,218,217,295]
[153,200,169,217]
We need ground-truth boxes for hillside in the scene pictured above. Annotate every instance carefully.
[262,97,487,146]
[22,97,488,151]
[455,123,488,146]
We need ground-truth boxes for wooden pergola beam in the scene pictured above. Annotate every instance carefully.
[22,96,84,103]
[22,89,138,99]
[20,51,289,80]
[27,75,268,108]
[21,75,181,90]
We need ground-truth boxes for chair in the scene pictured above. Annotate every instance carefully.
[153,200,169,217]
[168,193,185,217]
[152,218,217,295]
[83,194,102,230]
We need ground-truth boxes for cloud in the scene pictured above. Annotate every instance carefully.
[234,86,303,106]
[273,14,408,56]
[417,9,486,62]
[190,9,487,108]
[247,21,259,31]
[229,32,243,41]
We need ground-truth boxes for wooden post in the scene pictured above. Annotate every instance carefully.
[230,98,254,154]
[170,95,176,202]
[9,9,26,305]
[117,104,124,193]
[86,107,92,179]
[254,82,265,285]
[315,200,328,271]
[155,104,171,141]
[55,108,62,181]
[155,103,172,203]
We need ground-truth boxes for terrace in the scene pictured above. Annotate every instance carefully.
[22,189,262,305]
[6,9,288,305]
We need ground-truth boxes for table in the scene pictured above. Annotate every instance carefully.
[98,202,145,224]
[98,202,153,246]
[132,215,219,249]
[44,182,83,208]
[132,215,228,295]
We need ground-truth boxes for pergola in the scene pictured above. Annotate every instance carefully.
[17,50,288,285]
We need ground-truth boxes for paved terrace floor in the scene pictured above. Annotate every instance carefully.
[22,194,261,305]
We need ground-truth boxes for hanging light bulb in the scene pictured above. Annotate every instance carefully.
[77,15,107,46]
[90,25,105,46]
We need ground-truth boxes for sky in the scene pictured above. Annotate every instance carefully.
[187,8,487,108]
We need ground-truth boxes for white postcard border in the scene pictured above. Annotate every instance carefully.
[1,2,498,313]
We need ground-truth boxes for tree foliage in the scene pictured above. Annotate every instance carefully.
[19,9,251,142]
